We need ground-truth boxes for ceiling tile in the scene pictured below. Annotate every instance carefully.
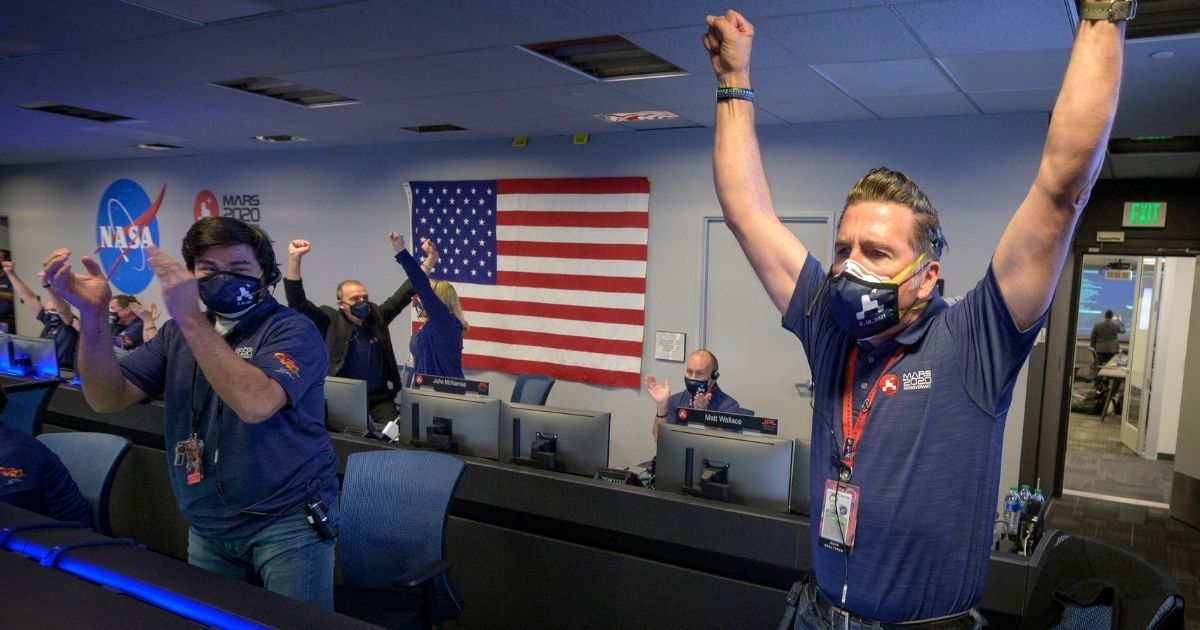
[760,99,877,124]
[938,49,1070,92]
[857,92,978,119]
[968,89,1058,115]
[428,47,594,90]
[813,58,958,98]
[893,0,1074,55]
[755,7,927,64]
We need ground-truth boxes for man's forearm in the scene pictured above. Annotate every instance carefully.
[76,317,140,412]
[175,316,286,423]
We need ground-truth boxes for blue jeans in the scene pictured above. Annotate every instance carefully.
[187,508,335,609]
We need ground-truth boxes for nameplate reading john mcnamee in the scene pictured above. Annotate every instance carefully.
[412,374,490,396]
[678,408,779,435]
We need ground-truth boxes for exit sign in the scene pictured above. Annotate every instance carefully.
[1122,201,1167,228]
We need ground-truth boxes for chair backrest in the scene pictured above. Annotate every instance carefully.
[339,450,466,589]
[1,379,63,435]
[36,431,132,536]
[511,374,555,405]
[1087,347,1101,381]
[1022,535,1185,630]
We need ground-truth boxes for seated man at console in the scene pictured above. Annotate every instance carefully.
[645,349,741,440]
[285,236,437,424]
[0,388,93,527]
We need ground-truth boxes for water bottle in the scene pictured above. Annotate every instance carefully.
[1003,486,1021,541]
[1032,487,1047,518]
[1019,484,1032,505]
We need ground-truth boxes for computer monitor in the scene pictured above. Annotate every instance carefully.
[399,388,501,459]
[655,424,795,513]
[324,376,372,436]
[500,402,611,476]
[3,334,59,379]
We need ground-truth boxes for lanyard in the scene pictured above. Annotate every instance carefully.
[839,344,906,477]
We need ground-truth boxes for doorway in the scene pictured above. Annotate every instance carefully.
[1061,254,1191,507]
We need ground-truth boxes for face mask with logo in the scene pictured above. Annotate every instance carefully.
[198,271,263,319]
[828,253,929,339]
[109,311,119,325]
[683,378,709,396]
[44,312,62,329]
[349,301,371,321]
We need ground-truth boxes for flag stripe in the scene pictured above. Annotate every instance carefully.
[495,226,646,244]
[454,283,644,310]
[467,326,642,357]
[497,210,648,229]
[497,255,646,278]
[496,271,645,293]
[460,297,644,326]
[497,177,651,195]
[464,340,641,373]
[497,193,649,213]
[416,313,643,341]
[464,354,641,389]
[497,241,646,261]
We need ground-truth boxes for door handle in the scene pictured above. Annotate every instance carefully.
[795,380,814,397]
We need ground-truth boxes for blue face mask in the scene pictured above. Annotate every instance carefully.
[683,378,709,396]
[44,312,62,328]
[109,311,119,325]
[828,254,928,340]
[349,301,371,321]
[198,271,263,319]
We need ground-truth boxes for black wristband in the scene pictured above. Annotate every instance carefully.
[655,413,668,418]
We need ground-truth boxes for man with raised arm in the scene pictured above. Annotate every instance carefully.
[705,5,1128,626]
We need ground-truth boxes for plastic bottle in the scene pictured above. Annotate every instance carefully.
[1019,484,1032,505]
[1032,487,1047,518]
[1003,486,1021,541]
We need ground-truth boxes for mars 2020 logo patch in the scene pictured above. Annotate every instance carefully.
[273,352,300,379]
[95,179,164,294]
[880,373,900,396]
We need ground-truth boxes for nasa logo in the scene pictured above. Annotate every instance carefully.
[194,190,220,222]
[95,179,163,294]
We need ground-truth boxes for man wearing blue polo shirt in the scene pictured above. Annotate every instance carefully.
[645,349,741,440]
[44,217,339,608]
[706,6,1128,628]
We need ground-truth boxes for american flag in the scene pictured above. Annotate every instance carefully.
[405,178,650,389]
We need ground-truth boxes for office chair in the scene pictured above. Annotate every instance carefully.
[511,374,555,405]
[36,431,132,536]
[1086,347,1101,384]
[0,378,63,435]
[1021,535,1184,630]
[336,450,466,629]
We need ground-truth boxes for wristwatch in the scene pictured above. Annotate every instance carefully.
[1078,0,1136,21]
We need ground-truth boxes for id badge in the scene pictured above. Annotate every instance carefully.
[819,479,860,553]
[184,437,204,485]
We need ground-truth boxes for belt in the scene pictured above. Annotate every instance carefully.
[810,589,978,630]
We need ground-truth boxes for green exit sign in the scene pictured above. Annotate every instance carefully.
[1122,201,1167,228]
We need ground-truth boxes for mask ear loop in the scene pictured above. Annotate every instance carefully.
[806,273,833,317]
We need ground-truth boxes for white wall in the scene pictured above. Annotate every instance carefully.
[0,113,1046,482]
[1149,257,1196,457]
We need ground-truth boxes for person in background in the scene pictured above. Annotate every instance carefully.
[705,5,1126,626]
[285,237,437,424]
[0,249,15,333]
[110,294,145,350]
[1089,308,1126,366]
[129,301,162,343]
[389,233,467,379]
[645,349,741,440]
[43,217,339,608]
[0,386,93,527]
[3,260,79,369]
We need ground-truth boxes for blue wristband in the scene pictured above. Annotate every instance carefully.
[716,87,755,102]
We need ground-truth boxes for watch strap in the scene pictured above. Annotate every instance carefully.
[1078,1,1136,21]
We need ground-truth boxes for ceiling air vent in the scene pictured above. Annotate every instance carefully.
[520,35,687,82]
[214,77,357,108]
[1109,135,1200,154]
[255,135,306,143]
[1126,0,1200,39]
[19,103,134,123]
[136,143,182,151]
[402,124,467,134]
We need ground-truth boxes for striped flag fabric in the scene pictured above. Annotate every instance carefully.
[405,178,649,389]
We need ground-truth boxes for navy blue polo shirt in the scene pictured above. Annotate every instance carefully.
[0,424,92,526]
[37,308,79,369]
[397,251,464,378]
[665,385,742,421]
[112,317,144,350]
[783,254,1041,622]
[118,296,338,539]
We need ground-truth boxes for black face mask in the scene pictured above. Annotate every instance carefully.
[197,271,264,319]
[109,311,119,325]
[684,378,709,396]
[45,312,63,327]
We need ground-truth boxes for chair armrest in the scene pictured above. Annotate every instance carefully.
[392,559,452,589]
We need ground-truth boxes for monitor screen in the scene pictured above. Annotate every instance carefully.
[656,424,794,513]
[324,376,371,436]
[4,334,59,379]
[399,388,501,459]
[500,402,611,476]
[1076,264,1135,342]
